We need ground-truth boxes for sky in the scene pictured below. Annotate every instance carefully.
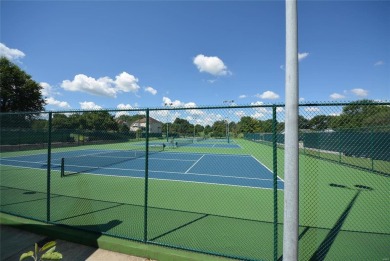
[1,0,389,114]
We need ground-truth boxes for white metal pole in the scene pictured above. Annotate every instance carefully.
[283,0,299,260]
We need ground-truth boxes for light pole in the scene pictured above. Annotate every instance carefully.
[193,115,197,142]
[164,102,173,142]
[225,118,229,143]
[223,100,234,143]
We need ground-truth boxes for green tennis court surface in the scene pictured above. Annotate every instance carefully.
[1,139,389,260]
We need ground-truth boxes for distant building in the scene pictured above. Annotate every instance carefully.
[129,117,162,133]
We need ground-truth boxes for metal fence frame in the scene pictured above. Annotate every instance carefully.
[1,101,389,261]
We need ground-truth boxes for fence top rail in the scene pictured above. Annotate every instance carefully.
[0,101,389,115]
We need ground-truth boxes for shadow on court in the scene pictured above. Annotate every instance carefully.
[277,183,374,261]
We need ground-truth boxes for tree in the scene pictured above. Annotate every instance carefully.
[308,115,333,130]
[204,125,212,136]
[80,111,119,131]
[237,116,261,133]
[211,120,227,137]
[52,113,75,130]
[0,57,45,112]
[334,100,389,129]
[298,115,310,129]
[171,118,192,136]
[259,119,273,133]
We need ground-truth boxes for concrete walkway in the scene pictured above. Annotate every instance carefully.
[0,225,154,261]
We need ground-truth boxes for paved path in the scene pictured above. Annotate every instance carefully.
[0,225,155,261]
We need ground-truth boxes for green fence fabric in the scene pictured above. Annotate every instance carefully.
[1,102,389,261]
[302,130,390,161]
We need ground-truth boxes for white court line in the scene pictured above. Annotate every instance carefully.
[0,158,47,164]
[251,155,285,182]
[185,155,205,173]
[0,163,284,191]
[59,172,284,191]
[1,151,285,190]
[61,162,275,182]
[1,153,278,183]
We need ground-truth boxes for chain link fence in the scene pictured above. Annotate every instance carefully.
[1,101,389,260]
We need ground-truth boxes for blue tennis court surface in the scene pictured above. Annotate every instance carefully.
[147,141,241,149]
[1,149,284,190]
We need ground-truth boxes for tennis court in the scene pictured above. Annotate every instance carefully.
[147,139,242,149]
[0,142,285,260]
[0,148,284,189]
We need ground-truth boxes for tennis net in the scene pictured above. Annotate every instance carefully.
[174,138,194,147]
[60,144,164,177]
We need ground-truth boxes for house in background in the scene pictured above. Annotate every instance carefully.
[129,117,162,134]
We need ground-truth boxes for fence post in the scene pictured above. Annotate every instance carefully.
[370,127,374,171]
[18,127,21,151]
[338,131,342,164]
[46,112,52,222]
[272,106,278,261]
[143,109,150,242]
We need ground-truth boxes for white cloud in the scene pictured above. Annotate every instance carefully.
[305,107,320,112]
[298,52,309,61]
[79,101,102,110]
[184,102,204,116]
[163,97,202,114]
[255,91,280,100]
[46,97,71,108]
[117,103,133,110]
[330,93,345,100]
[299,97,305,102]
[251,101,271,116]
[351,88,368,97]
[144,86,157,95]
[114,72,140,93]
[239,95,247,99]
[61,72,140,98]
[40,82,69,109]
[0,43,25,61]
[374,60,384,66]
[162,97,184,107]
[252,112,265,119]
[115,103,135,118]
[235,111,246,118]
[250,101,264,106]
[193,54,230,76]
[40,82,54,97]
[62,74,116,97]
[184,102,197,108]
[329,112,341,117]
